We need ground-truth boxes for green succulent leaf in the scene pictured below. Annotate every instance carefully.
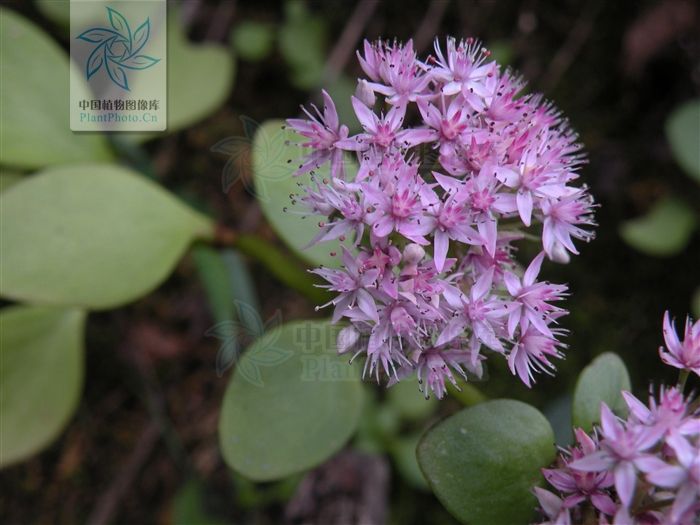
[619,196,696,257]
[387,378,437,422]
[221,249,261,322]
[192,245,238,326]
[0,170,23,193]
[0,164,214,309]
[390,433,430,490]
[0,7,112,168]
[233,234,330,302]
[279,1,327,89]
[666,98,700,182]
[231,21,275,62]
[324,75,363,134]
[0,305,86,468]
[35,1,132,32]
[572,352,631,432]
[219,320,364,481]
[171,479,226,525]
[159,12,234,133]
[35,0,71,27]
[417,399,556,525]
[126,9,235,142]
[251,120,356,268]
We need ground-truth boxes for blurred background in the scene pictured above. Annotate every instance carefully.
[1,0,699,523]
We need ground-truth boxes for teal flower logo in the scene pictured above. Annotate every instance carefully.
[77,7,160,91]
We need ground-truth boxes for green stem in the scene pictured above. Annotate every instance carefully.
[233,234,330,304]
[678,369,689,392]
[447,380,488,406]
[192,244,238,325]
[582,504,597,525]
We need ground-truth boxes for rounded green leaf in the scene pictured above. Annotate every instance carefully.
[171,479,226,525]
[0,305,86,468]
[233,234,329,302]
[693,286,700,318]
[387,378,437,422]
[666,99,700,182]
[619,196,696,256]
[0,170,23,193]
[160,13,235,134]
[353,392,399,454]
[219,320,364,481]
[0,164,214,309]
[325,75,363,134]
[192,245,237,326]
[572,352,631,431]
[0,7,112,168]
[126,10,235,142]
[390,433,430,490]
[252,120,355,267]
[231,21,275,62]
[279,1,327,89]
[417,399,556,525]
[35,0,71,27]
[35,0,110,29]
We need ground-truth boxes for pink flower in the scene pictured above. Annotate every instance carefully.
[357,39,431,105]
[503,252,568,339]
[541,190,597,260]
[312,247,380,323]
[542,429,616,515]
[437,268,507,357]
[408,346,483,399]
[644,433,700,522]
[421,184,484,271]
[286,89,349,178]
[533,487,573,525]
[336,98,425,151]
[660,311,700,376]
[536,339,700,525]
[290,36,596,395]
[569,404,658,507]
[416,95,471,163]
[507,327,565,388]
[622,387,692,442]
[362,157,433,244]
[305,179,366,246]
[430,37,496,112]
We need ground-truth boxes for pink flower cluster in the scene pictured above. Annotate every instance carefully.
[535,313,700,525]
[661,312,700,376]
[286,37,596,398]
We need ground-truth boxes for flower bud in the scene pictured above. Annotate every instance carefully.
[354,79,376,107]
[403,243,425,264]
[549,241,571,264]
[337,325,360,354]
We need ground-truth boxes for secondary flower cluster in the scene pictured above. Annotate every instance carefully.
[534,313,700,525]
[286,37,596,398]
[660,311,700,376]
